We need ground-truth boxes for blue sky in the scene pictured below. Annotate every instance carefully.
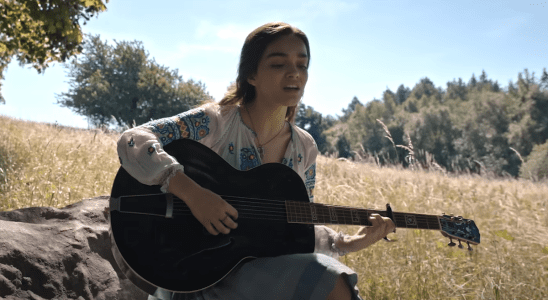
[1,0,547,129]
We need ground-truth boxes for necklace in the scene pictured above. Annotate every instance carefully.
[245,105,286,160]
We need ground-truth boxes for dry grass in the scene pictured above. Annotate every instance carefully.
[317,156,548,299]
[2,115,547,299]
[0,115,120,210]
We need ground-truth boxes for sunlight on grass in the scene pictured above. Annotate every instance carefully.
[0,115,120,210]
[1,115,547,298]
[316,155,548,299]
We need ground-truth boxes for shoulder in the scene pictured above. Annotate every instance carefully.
[173,102,238,125]
[292,124,318,152]
[291,124,319,166]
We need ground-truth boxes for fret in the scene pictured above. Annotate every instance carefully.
[393,212,441,230]
[310,203,318,222]
[350,209,360,225]
[285,201,442,230]
[317,203,330,224]
[328,206,338,222]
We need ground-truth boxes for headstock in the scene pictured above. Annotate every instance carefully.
[439,214,480,251]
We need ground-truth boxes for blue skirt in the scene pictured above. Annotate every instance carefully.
[147,253,362,300]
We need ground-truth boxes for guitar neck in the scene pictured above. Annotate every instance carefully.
[285,201,441,231]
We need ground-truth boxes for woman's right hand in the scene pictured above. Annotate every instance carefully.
[168,170,238,235]
[185,186,239,235]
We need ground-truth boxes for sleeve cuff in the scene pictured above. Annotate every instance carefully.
[160,164,186,193]
[313,225,341,259]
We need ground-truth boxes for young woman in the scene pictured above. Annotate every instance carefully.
[117,21,395,300]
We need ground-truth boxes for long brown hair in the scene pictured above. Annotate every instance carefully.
[218,22,310,123]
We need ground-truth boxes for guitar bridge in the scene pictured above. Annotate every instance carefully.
[110,197,121,212]
[165,193,174,218]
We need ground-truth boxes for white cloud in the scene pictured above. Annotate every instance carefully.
[195,21,249,42]
[174,43,240,59]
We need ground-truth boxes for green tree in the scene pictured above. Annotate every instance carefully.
[445,78,467,101]
[395,84,411,105]
[505,75,548,158]
[468,73,477,91]
[339,96,363,122]
[405,106,458,170]
[346,99,395,157]
[540,68,548,91]
[382,87,396,119]
[295,102,329,153]
[520,140,548,180]
[335,134,351,158]
[56,35,212,128]
[411,77,441,103]
[0,0,108,104]
[453,91,513,175]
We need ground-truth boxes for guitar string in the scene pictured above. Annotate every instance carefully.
[129,193,452,220]
[168,202,440,227]
[182,193,450,221]
[161,209,441,229]
[165,198,441,226]
[120,196,441,227]
[170,198,441,224]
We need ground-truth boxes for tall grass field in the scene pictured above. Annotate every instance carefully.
[1,115,547,299]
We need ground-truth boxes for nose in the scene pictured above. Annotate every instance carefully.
[286,64,299,78]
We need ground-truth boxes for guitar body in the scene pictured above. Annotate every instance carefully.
[109,139,315,294]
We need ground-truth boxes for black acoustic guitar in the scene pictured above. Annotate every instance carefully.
[109,138,480,295]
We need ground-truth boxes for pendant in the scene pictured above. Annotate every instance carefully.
[257,146,264,160]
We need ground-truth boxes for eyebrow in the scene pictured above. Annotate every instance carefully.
[265,52,308,59]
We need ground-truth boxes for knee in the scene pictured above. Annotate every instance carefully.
[326,274,352,300]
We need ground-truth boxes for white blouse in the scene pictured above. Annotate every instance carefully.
[116,103,341,258]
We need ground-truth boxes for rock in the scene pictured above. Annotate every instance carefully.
[0,196,149,300]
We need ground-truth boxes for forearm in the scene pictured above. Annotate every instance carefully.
[166,170,204,206]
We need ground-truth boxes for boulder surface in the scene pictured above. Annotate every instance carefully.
[0,196,149,300]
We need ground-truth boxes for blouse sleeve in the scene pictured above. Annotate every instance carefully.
[116,103,220,193]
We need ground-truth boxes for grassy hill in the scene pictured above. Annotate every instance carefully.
[1,115,547,299]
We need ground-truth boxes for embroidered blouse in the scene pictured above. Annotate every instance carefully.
[116,103,340,258]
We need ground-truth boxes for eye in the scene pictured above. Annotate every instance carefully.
[300,65,308,70]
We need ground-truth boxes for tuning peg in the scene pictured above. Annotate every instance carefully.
[448,238,456,247]
[467,242,473,251]
[458,240,463,249]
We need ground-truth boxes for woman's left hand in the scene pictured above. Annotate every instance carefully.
[336,213,396,254]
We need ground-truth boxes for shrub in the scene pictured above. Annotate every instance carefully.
[520,141,548,180]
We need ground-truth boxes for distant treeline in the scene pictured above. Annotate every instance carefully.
[299,68,548,180]
[55,35,548,180]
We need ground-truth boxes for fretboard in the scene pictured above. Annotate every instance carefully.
[285,201,441,230]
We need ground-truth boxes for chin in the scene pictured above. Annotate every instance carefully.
[283,95,304,107]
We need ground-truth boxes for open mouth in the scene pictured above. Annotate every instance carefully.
[284,85,300,90]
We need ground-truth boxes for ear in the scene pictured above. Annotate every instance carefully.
[247,74,256,87]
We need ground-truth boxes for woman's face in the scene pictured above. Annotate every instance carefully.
[247,34,309,107]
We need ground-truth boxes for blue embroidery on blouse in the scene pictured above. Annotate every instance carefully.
[282,158,294,168]
[305,163,316,200]
[228,142,235,154]
[143,109,210,146]
[240,147,259,171]
[144,119,179,146]
[147,144,156,156]
[297,153,302,164]
[128,137,135,147]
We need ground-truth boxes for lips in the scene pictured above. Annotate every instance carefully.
[283,85,300,90]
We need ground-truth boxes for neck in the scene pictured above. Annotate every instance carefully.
[243,100,288,143]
